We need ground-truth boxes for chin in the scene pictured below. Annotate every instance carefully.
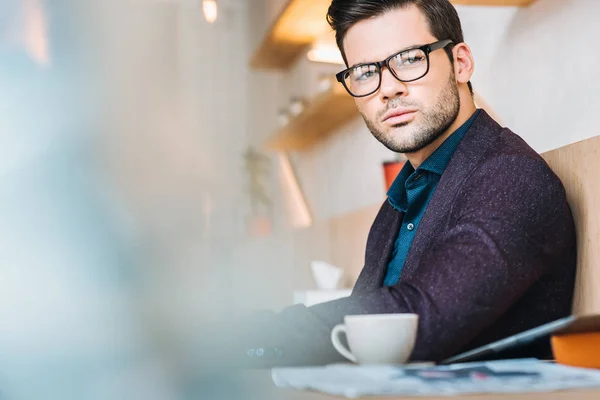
[386,128,430,153]
[383,122,410,137]
[389,124,414,140]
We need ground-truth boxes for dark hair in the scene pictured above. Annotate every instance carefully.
[327,0,473,94]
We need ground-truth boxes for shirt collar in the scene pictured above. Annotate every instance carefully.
[386,161,414,212]
[419,109,481,175]
[386,109,481,211]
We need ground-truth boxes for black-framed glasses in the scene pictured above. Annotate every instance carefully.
[336,39,454,98]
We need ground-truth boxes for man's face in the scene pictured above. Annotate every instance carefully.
[343,6,460,154]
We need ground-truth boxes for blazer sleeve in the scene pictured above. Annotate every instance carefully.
[215,154,575,367]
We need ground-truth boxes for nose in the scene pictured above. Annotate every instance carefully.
[378,67,407,101]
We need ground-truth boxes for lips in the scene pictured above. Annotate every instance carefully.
[382,108,417,123]
[382,108,417,125]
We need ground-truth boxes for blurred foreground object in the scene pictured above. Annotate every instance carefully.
[0,0,176,398]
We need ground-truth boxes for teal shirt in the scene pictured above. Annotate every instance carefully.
[383,110,481,286]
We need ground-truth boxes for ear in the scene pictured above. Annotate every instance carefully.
[452,43,474,85]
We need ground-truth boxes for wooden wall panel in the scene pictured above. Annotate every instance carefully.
[542,136,600,315]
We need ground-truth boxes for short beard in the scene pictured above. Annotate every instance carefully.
[362,72,461,154]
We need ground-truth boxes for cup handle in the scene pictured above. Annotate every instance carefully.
[331,324,357,363]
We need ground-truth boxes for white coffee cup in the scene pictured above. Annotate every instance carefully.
[331,313,418,364]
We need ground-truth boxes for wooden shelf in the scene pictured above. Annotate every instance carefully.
[250,0,537,70]
[265,83,358,151]
[250,0,331,69]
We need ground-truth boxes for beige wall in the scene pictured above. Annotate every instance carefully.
[461,0,600,154]
[85,0,267,341]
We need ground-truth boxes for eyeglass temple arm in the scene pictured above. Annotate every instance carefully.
[428,39,454,52]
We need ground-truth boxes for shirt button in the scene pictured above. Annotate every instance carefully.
[407,223,415,231]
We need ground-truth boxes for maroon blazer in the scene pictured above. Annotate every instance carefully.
[224,110,577,367]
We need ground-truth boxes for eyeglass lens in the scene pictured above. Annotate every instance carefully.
[343,48,428,97]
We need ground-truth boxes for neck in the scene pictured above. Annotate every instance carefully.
[405,96,476,170]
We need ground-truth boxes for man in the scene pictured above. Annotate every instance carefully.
[209,0,576,368]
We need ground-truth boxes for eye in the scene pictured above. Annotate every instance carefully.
[394,49,426,67]
[351,65,378,82]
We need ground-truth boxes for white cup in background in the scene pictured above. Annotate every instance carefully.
[331,313,418,365]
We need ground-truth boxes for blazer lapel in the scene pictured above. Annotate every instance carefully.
[400,110,503,280]
[354,202,403,293]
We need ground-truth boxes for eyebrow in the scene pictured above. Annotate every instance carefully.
[348,43,423,69]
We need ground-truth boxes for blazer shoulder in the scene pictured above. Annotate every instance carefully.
[491,127,541,158]
[461,129,568,211]
[479,127,560,182]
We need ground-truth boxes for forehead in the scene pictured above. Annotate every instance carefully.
[343,6,437,67]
